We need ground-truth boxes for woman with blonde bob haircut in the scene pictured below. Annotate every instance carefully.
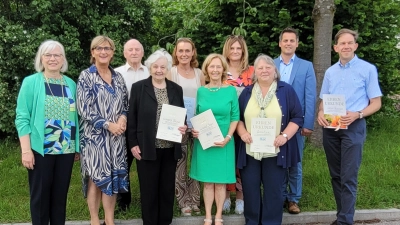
[77,35,129,225]
[168,38,205,216]
[190,53,239,225]
[16,40,79,225]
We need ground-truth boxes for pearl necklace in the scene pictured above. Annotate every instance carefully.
[207,84,221,92]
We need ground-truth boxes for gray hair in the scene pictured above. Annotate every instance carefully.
[252,54,280,83]
[34,40,68,73]
[144,49,172,71]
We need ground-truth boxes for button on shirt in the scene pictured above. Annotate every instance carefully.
[115,63,150,99]
[319,55,382,112]
[279,55,295,83]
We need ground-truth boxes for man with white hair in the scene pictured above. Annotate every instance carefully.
[115,39,149,211]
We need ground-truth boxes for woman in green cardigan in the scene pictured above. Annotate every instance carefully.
[15,40,79,225]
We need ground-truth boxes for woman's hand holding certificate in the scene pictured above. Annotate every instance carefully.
[156,104,187,143]
[190,109,224,150]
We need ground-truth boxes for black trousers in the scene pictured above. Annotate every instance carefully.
[117,131,134,207]
[136,148,177,225]
[28,152,75,225]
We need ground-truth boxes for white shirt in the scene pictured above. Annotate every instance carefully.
[115,62,149,98]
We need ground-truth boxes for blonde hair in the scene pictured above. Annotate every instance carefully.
[202,53,228,82]
[90,35,115,64]
[222,35,249,74]
[172,38,199,68]
[252,54,280,83]
[34,40,68,73]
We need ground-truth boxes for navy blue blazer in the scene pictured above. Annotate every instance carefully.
[274,56,316,130]
[237,81,304,169]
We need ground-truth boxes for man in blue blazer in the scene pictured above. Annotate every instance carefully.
[274,27,317,214]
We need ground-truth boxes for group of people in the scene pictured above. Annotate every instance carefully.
[15,27,381,225]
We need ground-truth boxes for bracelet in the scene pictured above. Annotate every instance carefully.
[226,134,232,140]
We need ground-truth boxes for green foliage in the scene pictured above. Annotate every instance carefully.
[0,0,152,137]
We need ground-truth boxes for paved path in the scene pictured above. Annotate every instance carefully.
[2,209,400,225]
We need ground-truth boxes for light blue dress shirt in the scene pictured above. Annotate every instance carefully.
[279,55,295,83]
[320,55,382,112]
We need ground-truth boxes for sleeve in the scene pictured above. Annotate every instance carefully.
[119,74,129,116]
[319,69,330,99]
[76,70,107,129]
[366,65,383,99]
[287,86,304,128]
[230,87,240,122]
[127,82,140,148]
[195,88,201,115]
[303,62,317,130]
[15,78,33,137]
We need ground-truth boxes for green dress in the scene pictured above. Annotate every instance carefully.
[189,86,239,183]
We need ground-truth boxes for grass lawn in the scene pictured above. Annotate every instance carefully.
[1,116,399,223]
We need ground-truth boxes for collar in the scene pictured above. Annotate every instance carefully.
[338,54,359,68]
[279,54,296,65]
[124,62,146,72]
[89,64,117,77]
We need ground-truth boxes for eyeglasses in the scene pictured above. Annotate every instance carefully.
[93,46,113,52]
[43,54,63,60]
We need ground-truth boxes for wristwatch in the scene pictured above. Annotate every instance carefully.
[282,133,288,140]
[357,111,364,119]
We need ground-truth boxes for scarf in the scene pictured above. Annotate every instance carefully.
[252,81,277,160]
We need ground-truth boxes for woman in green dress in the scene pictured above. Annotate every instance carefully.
[190,53,239,225]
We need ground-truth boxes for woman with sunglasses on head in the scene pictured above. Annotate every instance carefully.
[167,37,205,216]
[221,34,254,214]
[77,35,129,225]
[15,40,80,225]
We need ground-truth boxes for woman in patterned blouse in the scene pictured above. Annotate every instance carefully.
[221,35,254,214]
[15,40,80,225]
[77,36,129,225]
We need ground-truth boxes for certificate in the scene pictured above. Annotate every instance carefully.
[156,104,187,143]
[190,109,224,150]
[250,118,277,153]
[322,94,348,130]
[183,96,196,128]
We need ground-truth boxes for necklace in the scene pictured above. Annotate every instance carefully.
[207,84,221,92]
[179,66,191,76]
[44,75,65,103]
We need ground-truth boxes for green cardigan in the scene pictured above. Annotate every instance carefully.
[15,72,80,155]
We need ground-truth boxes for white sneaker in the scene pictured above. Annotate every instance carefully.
[223,198,231,213]
[235,199,244,214]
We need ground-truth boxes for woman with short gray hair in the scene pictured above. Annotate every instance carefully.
[127,49,187,225]
[15,39,79,225]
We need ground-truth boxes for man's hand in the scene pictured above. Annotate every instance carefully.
[340,111,359,126]
[301,128,313,136]
[317,110,330,127]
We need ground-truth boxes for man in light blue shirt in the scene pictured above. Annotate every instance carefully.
[274,27,317,214]
[318,29,382,225]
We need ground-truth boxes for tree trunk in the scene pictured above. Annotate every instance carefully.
[310,0,335,147]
